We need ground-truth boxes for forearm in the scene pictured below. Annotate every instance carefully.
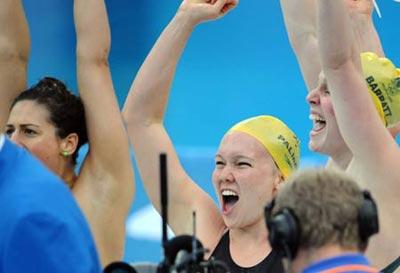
[280,0,316,46]
[74,0,110,63]
[317,0,355,70]
[280,0,320,90]
[0,0,30,128]
[123,10,196,125]
[352,17,384,57]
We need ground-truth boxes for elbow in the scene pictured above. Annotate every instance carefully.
[76,43,110,66]
[122,105,147,133]
[287,30,315,52]
[0,41,29,65]
[122,104,162,134]
[320,50,353,72]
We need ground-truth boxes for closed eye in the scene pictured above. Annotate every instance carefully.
[215,160,225,166]
[237,162,252,167]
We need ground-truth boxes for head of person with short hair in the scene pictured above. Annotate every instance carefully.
[265,168,379,273]
[5,77,87,187]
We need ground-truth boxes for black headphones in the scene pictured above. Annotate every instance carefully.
[104,261,137,273]
[264,190,379,260]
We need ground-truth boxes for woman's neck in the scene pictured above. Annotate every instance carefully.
[229,217,272,267]
[328,147,353,171]
[60,166,77,189]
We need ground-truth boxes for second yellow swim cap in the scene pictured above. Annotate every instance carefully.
[226,115,300,179]
[361,52,400,127]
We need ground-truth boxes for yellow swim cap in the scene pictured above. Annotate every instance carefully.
[361,52,400,127]
[226,115,300,179]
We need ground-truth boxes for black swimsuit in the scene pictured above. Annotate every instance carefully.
[210,232,284,273]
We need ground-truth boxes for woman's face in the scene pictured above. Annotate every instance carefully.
[306,72,348,157]
[212,131,282,229]
[6,100,66,176]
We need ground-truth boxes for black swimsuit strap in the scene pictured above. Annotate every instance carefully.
[381,256,400,273]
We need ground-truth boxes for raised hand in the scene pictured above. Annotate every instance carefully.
[345,0,374,16]
[345,0,385,56]
[178,0,238,26]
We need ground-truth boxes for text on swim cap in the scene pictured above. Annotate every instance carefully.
[366,76,392,117]
[277,134,298,169]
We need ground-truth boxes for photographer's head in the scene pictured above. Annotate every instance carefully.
[265,169,379,273]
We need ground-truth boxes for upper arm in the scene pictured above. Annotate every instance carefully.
[293,36,321,91]
[0,0,29,129]
[347,150,400,267]
[0,54,27,129]
[124,119,225,251]
[76,61,133,184]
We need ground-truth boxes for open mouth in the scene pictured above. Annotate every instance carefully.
[310,114,326,133]
[221,189,239,214]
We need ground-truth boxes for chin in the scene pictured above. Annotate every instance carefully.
[308,141,322,154]
[222,215,241,229]
[309,135,332,155]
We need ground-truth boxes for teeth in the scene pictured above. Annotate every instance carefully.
[222,190,238,196]
[309,114,326,123]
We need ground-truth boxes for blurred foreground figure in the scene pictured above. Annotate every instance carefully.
[265,169,379,273]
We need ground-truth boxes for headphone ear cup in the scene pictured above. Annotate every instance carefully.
[358,191,379,242]
[265,204,300,259]
[164,235,204,263]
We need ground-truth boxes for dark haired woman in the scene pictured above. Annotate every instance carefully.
[1,0,134,267]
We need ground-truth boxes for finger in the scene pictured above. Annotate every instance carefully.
[213,0,229,11]
[221,1,237,14]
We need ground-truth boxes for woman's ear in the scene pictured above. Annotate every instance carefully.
[59,133,79,157]
[272,170,285,197]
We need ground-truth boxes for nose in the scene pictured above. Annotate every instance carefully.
[306,88,320,105]
[219,165,235,183]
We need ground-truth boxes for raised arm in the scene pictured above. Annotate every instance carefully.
[280,0,384,92]
[280,0,320,90]
[73,0,134,266]
[346,0,384,57]
[317,0,398,170]
[317,0,400,266]
[0,0,29,129]
[123,0,237,252]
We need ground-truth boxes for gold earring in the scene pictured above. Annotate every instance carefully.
[61,150,69,157]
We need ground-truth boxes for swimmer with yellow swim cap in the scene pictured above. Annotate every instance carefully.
[282,0,400,268]
[123,1,298,273]
[316,0,400,269]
